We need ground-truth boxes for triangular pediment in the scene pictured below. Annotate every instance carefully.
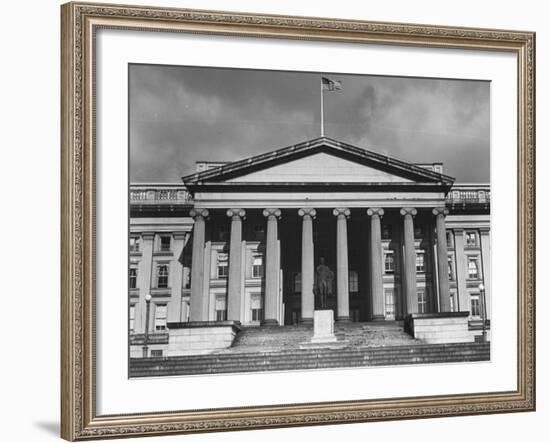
[226,152,413,183]
[182,137,454,187]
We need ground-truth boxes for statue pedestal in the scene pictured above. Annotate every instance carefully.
[310,310,338,343]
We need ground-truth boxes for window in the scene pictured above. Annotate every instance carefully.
[417,289,429,314]
[446,231,453,248]
[182,267,191,289]
[250,294,263,321]
[384,251,395,274]
[450,292,456,312]
[215,296,227,321]
[253,225,265,241]
[382,224,392,240]
[416,251,426,273]
[252,256,263,278]
[447,255,454,280]
[468,257,479,279]
[129,267,138,289]
[159,235,171,252]
[414,225,422,238]
[218,225,229,242]
[129,236,140,252]
[151,349,163,357]
[293,272,302,293]
[156,264,169,288]
[349,271,359,293]
[217,253,228,279]
[385,288,396,318]
[129,305,135,333]
[470,294,481,317]
[466,231,477,247]
[154,304,167,331]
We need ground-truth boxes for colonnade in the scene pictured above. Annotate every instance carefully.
[189,206,451,324]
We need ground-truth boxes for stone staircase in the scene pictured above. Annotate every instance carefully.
[228,324,313,353]
[334,321,421,348]
[130,342,490,377]
[227,321,419,353]
[129,321,490,377]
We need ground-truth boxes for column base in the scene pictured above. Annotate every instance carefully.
[261,319,279,326]
[300,317,313,325]
[336,316,351,322]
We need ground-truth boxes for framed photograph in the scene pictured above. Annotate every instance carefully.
[61,1,535,440]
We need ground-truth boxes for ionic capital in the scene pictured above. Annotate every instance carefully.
[226,208,246,220]
[190,208,209,221]
[400,207,417,217]
[367,208,384,218]
[262,208,282,219]
[333,207,351,219]
[298,208,317,219]
[432,207,449,217]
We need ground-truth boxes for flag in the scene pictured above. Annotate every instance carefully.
[321,77,343,91]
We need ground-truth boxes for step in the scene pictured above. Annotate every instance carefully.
[131,352,490,371]
[131,342,489,363]
[231,321,416,352]
[130,343,490,376]
[131,350,490,370]
[130,354,490,376]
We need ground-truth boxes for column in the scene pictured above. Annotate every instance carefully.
[134,232,154,333]
[400,207,418,315]
[433,208,451,312]
[367,208,385,320]
[189,209,209,322]
[262,208,282,325]
[480,228,491,320]
[333,208,351,322]
[227,208,246,322]
[298,208,316,324]
[167,232,187,323]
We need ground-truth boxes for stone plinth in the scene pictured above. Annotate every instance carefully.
[166,321,241,356]
[311,310,337,343]
[404,312,475,344]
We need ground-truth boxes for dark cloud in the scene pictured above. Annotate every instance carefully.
[129,64,489,183]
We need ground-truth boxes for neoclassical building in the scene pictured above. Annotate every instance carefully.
[129,137,490,357]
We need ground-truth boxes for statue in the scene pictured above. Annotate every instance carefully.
[314,257,334,309]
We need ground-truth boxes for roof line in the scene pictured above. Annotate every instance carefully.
[181,136,455,184]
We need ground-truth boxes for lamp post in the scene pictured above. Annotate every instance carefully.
[143,294,152,358]
[478,283,487,342]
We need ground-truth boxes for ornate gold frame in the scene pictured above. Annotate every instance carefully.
[60,2,536,440]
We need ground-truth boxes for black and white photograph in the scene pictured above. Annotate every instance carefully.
[128,64,491,377]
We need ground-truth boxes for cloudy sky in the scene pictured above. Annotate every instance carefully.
[129,64,490,183]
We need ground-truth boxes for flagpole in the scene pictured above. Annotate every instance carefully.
[320,78,324,137]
